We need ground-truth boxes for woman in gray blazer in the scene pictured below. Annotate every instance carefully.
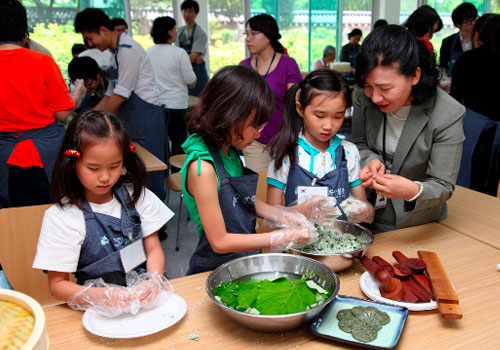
[352,25,465,233]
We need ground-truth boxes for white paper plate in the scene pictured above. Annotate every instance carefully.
[359,271,438,311]
[82,292,187,338]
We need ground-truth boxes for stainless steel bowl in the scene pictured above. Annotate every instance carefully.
[205,253,339,332]
[290,220,374,272]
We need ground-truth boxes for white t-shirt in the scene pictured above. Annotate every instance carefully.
[79,48,112,69]
[33,186,173,273]
[146,44,196,109]
[267,133,362,190]
[105,34,160,106]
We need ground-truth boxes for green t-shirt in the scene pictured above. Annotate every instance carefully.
[180,134,243,238]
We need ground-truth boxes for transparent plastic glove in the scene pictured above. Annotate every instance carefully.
[127,271,174,313]
[70,79,86,107]
[339,196,375,223]
[262,205,311,229]
[270,226,318,251]
[301,196,342,226]
[67,279,137,318]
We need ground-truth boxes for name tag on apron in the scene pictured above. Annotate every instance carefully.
[120,239,147,273]
[297,186,328,204]
[375,194,387,209]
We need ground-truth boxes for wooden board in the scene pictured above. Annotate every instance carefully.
[418,250,462,319]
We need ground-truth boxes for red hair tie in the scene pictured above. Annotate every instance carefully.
[64,149,81,158]
[129,144,137,152]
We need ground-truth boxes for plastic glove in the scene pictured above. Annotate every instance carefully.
[127,271,173,312]
[67,279,137,318]
[262,205,312,229]
[339,196,375,223]
[70,79,86,107]
[300,196,342,226]
[270,226,318,251]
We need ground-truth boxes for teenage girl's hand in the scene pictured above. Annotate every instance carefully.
[270,226,318,251]
[371,174,420,200]
[360,159,385,188]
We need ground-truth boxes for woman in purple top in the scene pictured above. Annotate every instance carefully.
[239,14,302,172]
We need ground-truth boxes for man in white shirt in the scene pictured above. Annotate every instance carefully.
[74,8,167,201]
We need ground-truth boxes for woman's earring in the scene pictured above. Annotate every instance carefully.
[121,167,127,175]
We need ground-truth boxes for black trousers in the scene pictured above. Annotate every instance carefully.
[167,108,188,165]
[8,165,51,207]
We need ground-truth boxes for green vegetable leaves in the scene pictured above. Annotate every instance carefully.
[214,274,330,315]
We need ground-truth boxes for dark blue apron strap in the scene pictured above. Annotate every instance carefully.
[0,41,23,46]
[209,149,229,184]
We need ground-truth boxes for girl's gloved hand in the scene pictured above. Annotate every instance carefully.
[301,196,342,226]
[68,282,136,318]
[127,271,173,311]
[270,226,318,251]
[339,196,375,223]
[262,205,311,229]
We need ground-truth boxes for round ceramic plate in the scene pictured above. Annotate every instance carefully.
[359,271,438,311]
[82,292,187,338]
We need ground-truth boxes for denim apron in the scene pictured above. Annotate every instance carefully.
[187,149,261,275]
[0,122,64,208]
[107,34,167,200]
[284,145,351,220]
[179,24,209,97]
[75,185,146,286]
[448,34,462,75]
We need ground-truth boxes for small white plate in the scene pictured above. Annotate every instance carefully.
[359,271,438,311]
[82,292,187,338]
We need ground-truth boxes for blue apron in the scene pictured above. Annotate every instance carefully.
[75,185,146,286]
[448,34,463,75]
[0,122,64,208]
[179,24,209,97]
[107,34,167,201]
[284,145,351,220]
[187,148,261,275]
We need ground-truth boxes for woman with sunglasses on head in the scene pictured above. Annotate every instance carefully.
[352,25,465,234]
[239,14,303,173]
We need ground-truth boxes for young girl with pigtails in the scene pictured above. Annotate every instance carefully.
[33,110,174,316]
[267,69,374,223]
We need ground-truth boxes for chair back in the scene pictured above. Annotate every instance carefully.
[0,204,60,306]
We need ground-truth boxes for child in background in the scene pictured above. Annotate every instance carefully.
[267,69,373,223]
[33,110,173,314]
[180,65,332,275]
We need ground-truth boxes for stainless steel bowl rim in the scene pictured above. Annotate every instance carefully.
[205,253,340,319]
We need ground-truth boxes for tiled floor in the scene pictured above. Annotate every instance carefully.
[161,189,199,279]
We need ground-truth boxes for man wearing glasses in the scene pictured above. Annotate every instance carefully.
[176,0,209,96]
[440,2,477,76]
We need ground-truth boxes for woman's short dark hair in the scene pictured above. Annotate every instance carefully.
[373,19,388,30]
[451,2,477,26]
[51,110,148,209]
[151,16,176,44]
[247,14,285,54]
[355,25,439,105]
[269,69,352,170]
[479,14,500,54]
[0,0,27,42]
[403,5,443,38]
[68,56,101,82]
[185,65,275,150]
[181,0,199,13]
[348,28,362,39]
[74,8,114,33]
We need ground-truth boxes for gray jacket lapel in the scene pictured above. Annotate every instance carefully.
[392,98,434,174]
[366,103,383,150]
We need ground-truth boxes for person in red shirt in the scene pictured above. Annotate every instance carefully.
[0,0,75,208]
